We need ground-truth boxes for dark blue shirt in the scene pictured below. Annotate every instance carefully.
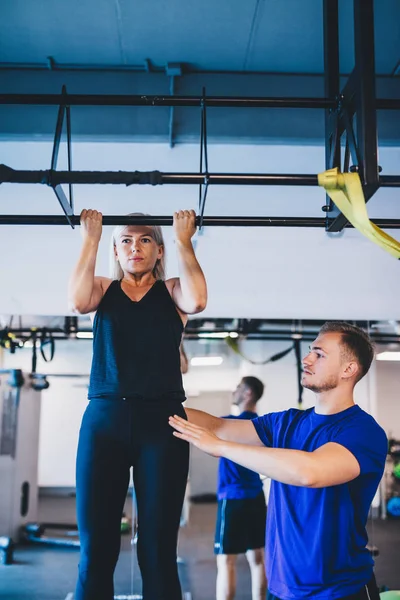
[88,279,185,401]
[217,411,264,500]
[252,405,387,599]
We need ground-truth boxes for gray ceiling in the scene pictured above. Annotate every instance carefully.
[0,0,400,143]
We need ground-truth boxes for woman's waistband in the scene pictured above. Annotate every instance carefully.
[88,391,186,403]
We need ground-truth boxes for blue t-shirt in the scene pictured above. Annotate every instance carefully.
[252,405,387,600]
[217,411,264,500]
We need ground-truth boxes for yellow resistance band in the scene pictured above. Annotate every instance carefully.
[318,167,400,259]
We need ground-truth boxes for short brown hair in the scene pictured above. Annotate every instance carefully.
[319,322,374,381]
[242,376,264,401]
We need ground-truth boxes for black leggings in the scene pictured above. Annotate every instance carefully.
[267,574,380,600]
[75,397,189,600]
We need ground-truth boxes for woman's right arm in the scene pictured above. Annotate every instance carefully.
[68,209,109,314]
[184,408,264,446]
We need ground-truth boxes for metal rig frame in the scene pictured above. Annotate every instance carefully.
[0,0,399,229]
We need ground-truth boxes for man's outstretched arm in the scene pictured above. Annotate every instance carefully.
[184,408,264,446]
[170,415,360,488]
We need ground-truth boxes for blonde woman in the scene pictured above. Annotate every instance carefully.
[69,209,207,600]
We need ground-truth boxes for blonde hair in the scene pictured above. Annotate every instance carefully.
[109,214,166,281]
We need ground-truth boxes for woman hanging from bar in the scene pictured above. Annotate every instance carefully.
[68,209,207,600]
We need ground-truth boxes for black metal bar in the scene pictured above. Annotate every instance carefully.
[66,104,74,213]
[4,329,400,343]
[0,215,399,227]
[4,326,400,344]
[323,115,339,218]
[328,114,340,171]
[49,85,74,227]
[324,113,340,217]
[323,0,340,223]
[2,166,400,188]
[168,76,175,148]
[328,0,379,232]
[52,109,73,226]
[343,136,350,173]
[202,89,209,176]
[199,183,209,229]
[199,95,204,212]
[50,90,65,172]
[342,110,361,168]
[329,0,380,232]
[326,69,358,231]
[0,93,397,109]
[339,70,358,120]
[323,0,340,171]
[0,94,337,108]
[53,185,74,217]
[198,87,209,230]
[0,166,320,186]
[380,176,400,186]
[377,99,400,110]
[354,0,379,191]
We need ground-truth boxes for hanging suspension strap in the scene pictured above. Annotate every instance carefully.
[318,167,400,259]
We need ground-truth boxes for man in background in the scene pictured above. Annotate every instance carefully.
[215,376,267,600]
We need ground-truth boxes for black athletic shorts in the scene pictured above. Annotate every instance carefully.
[266,574,380,600]
[214,491,266,555]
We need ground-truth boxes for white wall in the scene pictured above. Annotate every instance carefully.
[1,141,400,319]
[1,340,91,487]
[0,337,390,489]
[375,359,400,440]
[186,392,233,497]
[0,374,41,537]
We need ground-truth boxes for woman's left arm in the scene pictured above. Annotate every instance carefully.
[170,210,207,314]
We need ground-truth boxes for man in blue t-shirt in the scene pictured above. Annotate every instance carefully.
[169,322,387,600]
[215,376,267,600]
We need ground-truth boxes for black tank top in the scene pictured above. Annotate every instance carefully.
[88,279,185,401]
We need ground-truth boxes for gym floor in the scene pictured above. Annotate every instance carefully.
[1,495,399,600]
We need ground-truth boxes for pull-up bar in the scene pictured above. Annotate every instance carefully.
[0,167,318,186]
[0,94,336,109]
[1,0,400,233]
[0,215,399,228]
[0,167,399,187]
[0,93,399,110]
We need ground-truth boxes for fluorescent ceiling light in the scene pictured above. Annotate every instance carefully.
[190,356,223,367]
[76,332,93,339]
[198,332,238,339]
[198,332,228,339]
[23,340,41,348]
[376,352,400,362]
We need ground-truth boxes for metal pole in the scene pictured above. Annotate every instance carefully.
[354,0,379,193]
[380,176,400,187]
[0,215,399,227]
[0,168,320,186]
[1,168,399,187]
[0,94,335,109]
[323,0,340,171]
[0,93,396,109]
[328,0,379,232]
[323,0,340,227]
